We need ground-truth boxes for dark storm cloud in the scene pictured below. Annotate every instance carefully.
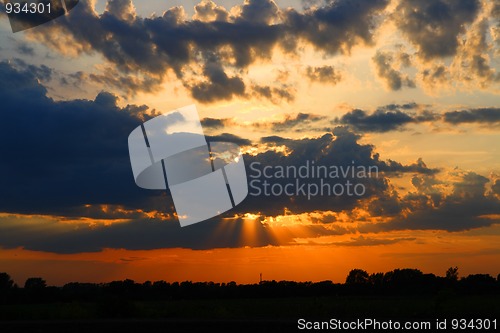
[189,60,246,102]
[2,171,494,255]
[28,0,280,101]
[206,133,252,146]
[238,127,438,217]
[122,103,158,120]
[0,116,445,253]
[0,60,49,105]
[0,60,408,221]
[380,158,439,176]
[364,172,500,232]
[0,216,274,253]
[26,0,390,103]
[380,103,418,111]
[1,61,497,253]
[337,108,415,132]
[0,213,344,253]
[285,0,389,54]
[443,108,500,124]
[0,61,163,216]
[305,65,342,84]
[331,102,497,133]
[271,113,326,132]
[200,117,233,129]
[372,51,415,91]
[493,179,500,196]
[337,105,500,132]
[394,0,480,60]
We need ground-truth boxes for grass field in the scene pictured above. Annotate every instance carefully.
[1,294,498,320]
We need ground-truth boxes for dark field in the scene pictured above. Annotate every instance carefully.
[0,294,499,332]
[1,294,499,320]
[1,269,499,332]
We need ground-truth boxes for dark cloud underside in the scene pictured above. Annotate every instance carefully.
[443,108,500,124]
[25,0,390,102]
[394,0,480,60]
[336,105,500,132]
[0,61,498,253]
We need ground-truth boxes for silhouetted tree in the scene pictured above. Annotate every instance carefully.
[0,272,17,304]
[369,272,384,287]
[446,266,459,281]
[346,269,369,285]
[0,272,15,290]
[459,274,497,294]
[24,277,46,290]
[382,269,425,293]
[384,268,423,283]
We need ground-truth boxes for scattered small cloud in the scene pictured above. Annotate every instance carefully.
[372,51,415,91]
[305,65,342,84]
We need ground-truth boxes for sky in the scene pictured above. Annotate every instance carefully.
[0,0,499,286]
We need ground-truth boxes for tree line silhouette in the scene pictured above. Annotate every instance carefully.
[1,267,499,304]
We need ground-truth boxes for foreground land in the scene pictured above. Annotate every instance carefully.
[1,294,499,319]
[1,268,498,331]
[0,294,499,332]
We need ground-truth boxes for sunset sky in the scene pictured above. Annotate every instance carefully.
[0,0,499,286]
